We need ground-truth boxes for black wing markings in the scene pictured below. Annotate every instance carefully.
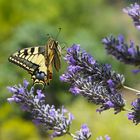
[8,46,48,85]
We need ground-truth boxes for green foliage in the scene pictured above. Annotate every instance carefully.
[0,117,40,140]
[65,98,140,140]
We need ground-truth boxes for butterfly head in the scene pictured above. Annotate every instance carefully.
[47,38,59,50]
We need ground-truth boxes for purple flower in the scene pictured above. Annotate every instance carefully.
[118,34,124,43]
[7,96,21,103]
[73,124,91,140]
[18,87,24,94]
[68,65,82,73]
[81,124,90,135]
[7,87,17,93]
[128,113,134,120]
[36,90,45,99]
[96,135,111,140]
[128,98,140,125]
[60,73,71,82]
[107,79,115,88]
[104,135,111,140]
[7,80,74,137]
[61,44,125,113]
[68,113,74,122]
[132,69,140,74]
[23,79,29,88]
[105,101,114,108]
[102,35,140,68]
[69,87,81,95]
[123,3,140,30]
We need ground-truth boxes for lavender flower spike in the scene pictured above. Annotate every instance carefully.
[73,124,91,140]
[123,3,140,30]
[62,44,124,89]
[61,44,125,113]
[102,35,140,67]
[7,80,74,137]
[128,98,140,125]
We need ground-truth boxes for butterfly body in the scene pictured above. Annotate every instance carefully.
[8,38,61,86]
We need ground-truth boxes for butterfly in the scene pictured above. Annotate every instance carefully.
[8,37,61,86]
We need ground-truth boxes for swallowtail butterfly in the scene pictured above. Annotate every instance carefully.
[8,37,61,86]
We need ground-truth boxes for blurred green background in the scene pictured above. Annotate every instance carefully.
[1,0,140,139]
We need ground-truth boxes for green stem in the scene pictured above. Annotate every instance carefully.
[123,107,132,112]
[123,85,140,94]
[67,132,76,138]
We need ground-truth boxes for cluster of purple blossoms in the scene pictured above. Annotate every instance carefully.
[102,3,140,73]
[123,3,140,30]
[7,80,74,138]
[102,2,140,124]
[123,3,140,125]
[73,124,110,140]
[7,80,108,139]
[102,34,140,69]
[73,124,91,140]
[128,98,140,125]
[60,44,125,114]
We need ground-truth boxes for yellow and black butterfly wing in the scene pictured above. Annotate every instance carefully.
[8,46,48,85]
[8,36,62,86]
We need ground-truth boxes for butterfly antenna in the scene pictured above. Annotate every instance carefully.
[55,28,61,40]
